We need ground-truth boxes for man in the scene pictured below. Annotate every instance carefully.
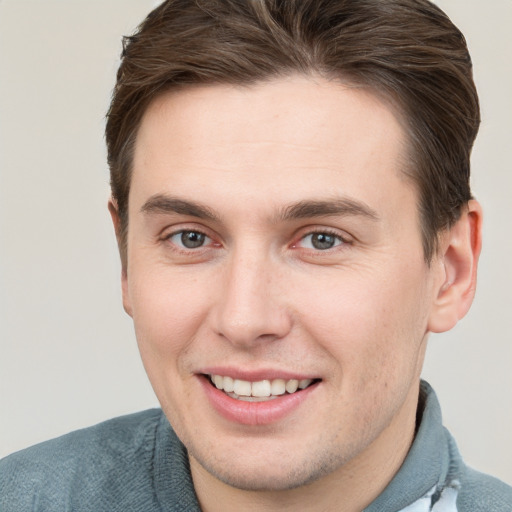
[1,0,511,510]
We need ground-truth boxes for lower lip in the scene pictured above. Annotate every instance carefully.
[198,375,319,426]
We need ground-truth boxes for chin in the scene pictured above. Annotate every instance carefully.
[189,441,348,492]
[202,462,324,492]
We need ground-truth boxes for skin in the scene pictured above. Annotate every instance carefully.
[110,75,482,512]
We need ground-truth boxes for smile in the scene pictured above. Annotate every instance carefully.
[200,373,321,425]
[209,374,315,402]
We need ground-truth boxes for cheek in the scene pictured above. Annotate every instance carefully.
[127,269,212,422]
[298,264,430,380]
[128,267,212,364]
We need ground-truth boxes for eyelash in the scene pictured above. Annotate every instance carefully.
[161,227,351,255]
[163,229,215,252]
[294,229,349,252]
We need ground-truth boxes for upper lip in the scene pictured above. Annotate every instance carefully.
[198,367,319,382]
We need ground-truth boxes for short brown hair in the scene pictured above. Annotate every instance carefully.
[106,0,479,263]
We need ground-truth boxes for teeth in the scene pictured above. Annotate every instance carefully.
[213,375,223,389]
[223,376,235,393]
[271,379,286,396]
[285,379,299,393]
[299,379,312,389]
[252,380,271,397]
[233,379,252,396]
[209,375,314,398]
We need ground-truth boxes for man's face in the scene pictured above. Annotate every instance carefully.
[122,76,444,491]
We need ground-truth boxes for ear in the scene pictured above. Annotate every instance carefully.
[108,199,133,317]
[428,200,483,333]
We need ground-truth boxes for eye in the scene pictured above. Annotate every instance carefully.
[299,231,344,250]
[168,230,211,249]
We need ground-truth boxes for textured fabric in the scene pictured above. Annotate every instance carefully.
[364,382,512,512]
[1,382,511,511]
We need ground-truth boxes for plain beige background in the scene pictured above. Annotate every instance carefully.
[1,0,511,485]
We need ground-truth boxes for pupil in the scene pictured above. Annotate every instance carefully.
[312,233,335,250]
[181,231,205,249]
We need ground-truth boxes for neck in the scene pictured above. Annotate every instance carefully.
[190,383,421,512]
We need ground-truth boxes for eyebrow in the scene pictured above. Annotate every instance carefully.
[141,194,219,221]
[140,194,379,223]
[278,198,379,222]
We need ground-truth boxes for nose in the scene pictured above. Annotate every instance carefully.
[212,250,292,348]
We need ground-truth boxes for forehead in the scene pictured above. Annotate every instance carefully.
[131,76,414,223]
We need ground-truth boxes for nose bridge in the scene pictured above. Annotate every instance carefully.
[213,242,291,347]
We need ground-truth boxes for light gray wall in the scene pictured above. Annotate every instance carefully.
[1,0,511,484]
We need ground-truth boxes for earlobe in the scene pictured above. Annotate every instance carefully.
[120,269,133,317]
[108,199,133,317]
[428,200,483,333]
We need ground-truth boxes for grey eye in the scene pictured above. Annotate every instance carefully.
[301,232,342,250]
[170,230,209,249]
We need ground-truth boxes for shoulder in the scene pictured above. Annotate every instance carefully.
[457,466,512,511]
[443,422,512,511]
[0,409,164,512]
[1,408,163,471]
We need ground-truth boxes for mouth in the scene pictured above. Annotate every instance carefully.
[199,372,321,425]
[206,374,320,402]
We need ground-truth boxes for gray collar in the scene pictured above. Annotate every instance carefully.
[364,380,458,511]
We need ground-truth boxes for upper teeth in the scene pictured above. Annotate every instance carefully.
[210,375,313,398]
